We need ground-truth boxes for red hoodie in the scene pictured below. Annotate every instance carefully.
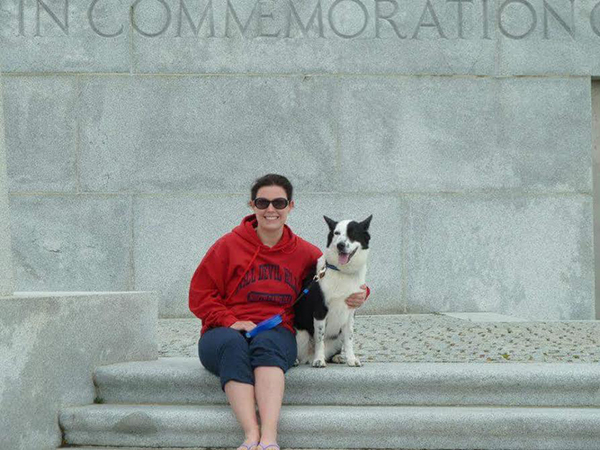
[189,213,323,336]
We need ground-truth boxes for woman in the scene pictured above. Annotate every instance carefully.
[188,174,369,450]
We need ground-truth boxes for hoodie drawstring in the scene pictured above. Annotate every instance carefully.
[223,246,261,305]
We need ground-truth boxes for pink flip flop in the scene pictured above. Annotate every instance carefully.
[239,442,259,450]
[259,444,280,450]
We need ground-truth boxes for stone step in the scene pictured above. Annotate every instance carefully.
[93,358,600,408]
[59,403,600,449]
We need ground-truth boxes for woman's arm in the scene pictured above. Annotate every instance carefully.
[188,244,239,329]
[345,284,370,308]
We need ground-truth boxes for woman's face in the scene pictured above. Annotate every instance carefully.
[249,185,294,233]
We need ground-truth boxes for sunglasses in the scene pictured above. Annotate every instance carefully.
[253,197,289,210]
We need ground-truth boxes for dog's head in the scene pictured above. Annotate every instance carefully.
[323,215,372,270]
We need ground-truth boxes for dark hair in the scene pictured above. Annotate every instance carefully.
[251,174,293,201]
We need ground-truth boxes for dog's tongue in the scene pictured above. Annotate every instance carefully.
[338,253,350,265]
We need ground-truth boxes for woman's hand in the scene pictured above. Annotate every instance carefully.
[345,284,368,309]
[230,321,257,332]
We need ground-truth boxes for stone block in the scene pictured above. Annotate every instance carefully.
[4,75,78,192]
[78,75,337,193]
[9,194,133,291]
[0,291,158,450]
[403,193,594,320]
[337,76,593,193]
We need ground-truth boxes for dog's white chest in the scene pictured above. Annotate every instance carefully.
[317,258,365,303]
[323,301,352,337]
[316,258,365,337]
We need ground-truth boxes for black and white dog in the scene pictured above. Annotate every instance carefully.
[293,215,372,368]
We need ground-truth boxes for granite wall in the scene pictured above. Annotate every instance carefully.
[1,0,596,319]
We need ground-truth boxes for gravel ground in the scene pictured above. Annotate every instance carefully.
[159,313,600,363]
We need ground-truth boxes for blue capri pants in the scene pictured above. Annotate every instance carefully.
[198,325,298,391]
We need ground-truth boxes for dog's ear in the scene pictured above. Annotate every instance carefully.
[360,215,373,230]
[323,215,338,231]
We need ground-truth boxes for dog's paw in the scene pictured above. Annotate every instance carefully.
[346,357,362,367]
[312,359,326,368]
[331,354,346,364]
[293,358,300,367]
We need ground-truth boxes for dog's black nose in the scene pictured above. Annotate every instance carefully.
[337,242,346,252]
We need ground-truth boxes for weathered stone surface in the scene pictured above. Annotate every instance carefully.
[1,6,596,322]
[9,194,133,291]
[134,194,247,317]
[2,0,600,75]
[78,75,337,193]
[0,71,13,296]
[131,0,497,75]
[3,73,595,320]
[0,0,130,73]
[59,402,600,449]
[592,82,600,322]
[94,355,600,406]
[3,75,78,193]
[496,0,600,76]
[404,193,594,320]
[337,76,593,193]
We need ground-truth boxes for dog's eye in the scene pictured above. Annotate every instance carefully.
[334,231,340,235]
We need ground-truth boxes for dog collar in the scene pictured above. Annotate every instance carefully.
[325,262,341,271]
[313,261,337,282]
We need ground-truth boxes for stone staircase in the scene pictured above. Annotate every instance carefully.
[59,357,600,449]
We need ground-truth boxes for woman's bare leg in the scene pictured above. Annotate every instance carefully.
[254,366,285,446]
[224,380,260,450]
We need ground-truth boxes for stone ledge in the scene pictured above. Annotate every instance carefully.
[5,290,158,298]
[94,358,600,407]
[59,404,600,449]
[0,291,159,450]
